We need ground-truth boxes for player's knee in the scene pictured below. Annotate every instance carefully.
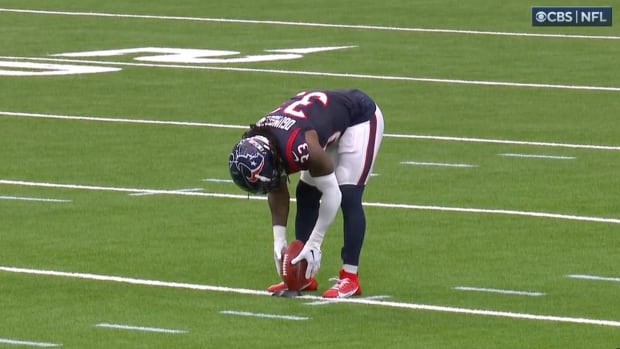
[339,185,364,211]
[335,167,351,184]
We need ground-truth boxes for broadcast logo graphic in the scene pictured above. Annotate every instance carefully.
[532,6,612,26]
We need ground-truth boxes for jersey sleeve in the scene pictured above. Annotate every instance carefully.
[282,128,310,173]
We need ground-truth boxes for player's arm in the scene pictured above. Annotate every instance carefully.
[304,130,342,245]
[291,130,342,277]
[305,130,334,176]
[268,178,289,227]
[267,177,290,275]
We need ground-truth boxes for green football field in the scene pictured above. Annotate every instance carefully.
[1,1,619,348]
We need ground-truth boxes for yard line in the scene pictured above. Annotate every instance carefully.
[0,178,261,200]
[219,310,309,321]
[0,338,61,347]
[95,323,187,334]
[203,178,234,183]
[305,295,391,306]
[129,187,203,196]
[500,153,576,160]
[386,133,620,151]
[0,265,269,296]
[567,274,620,283]
[0,8,618,41]
[0,195,71,203]
[0,110,246,129]
[3,55,620,93]
[400,161,477,168]
[365,201,620,225]
[454,286,545,297]
[2,265,620,328]
[1,178,620,225]
[2,110,620,151]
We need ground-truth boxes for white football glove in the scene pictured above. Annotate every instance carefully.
[273,238,287,276]
[291,243,322,279]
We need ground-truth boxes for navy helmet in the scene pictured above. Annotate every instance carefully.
[228,135,282,194]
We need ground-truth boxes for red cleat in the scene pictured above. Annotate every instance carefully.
[321,270,362,298]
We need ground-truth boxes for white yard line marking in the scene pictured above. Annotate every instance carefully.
[567,274,620,283]
[219,310,309,321]
[1,110,619,151]
[3,55,619,93]
[1,8,618,41]
[129,187,203,196]
[303,300,338,306]
[0,265,269,295]
[0,110,246,129]
[364,201,620,225]
[305,295,391,306]
[400,161,477,168]
[385,133,620,151]
[203,178,234,183]
[454,286,545,297]
[95,323,187,334]
[2,265,620,327]
[1,179,619,225]
[0,195,71,203]
[0,338,61,347]
[500,153,576,160]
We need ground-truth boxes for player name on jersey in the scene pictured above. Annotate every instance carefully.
[256,115,297,131]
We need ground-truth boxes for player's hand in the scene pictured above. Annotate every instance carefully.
[291,244,322,279]
[273,238,287,276]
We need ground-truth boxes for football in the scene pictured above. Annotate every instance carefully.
[281,240,309,291]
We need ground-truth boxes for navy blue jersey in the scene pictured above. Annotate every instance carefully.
[249,89,376,173]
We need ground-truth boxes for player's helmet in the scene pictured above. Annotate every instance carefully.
[228,135,281,194]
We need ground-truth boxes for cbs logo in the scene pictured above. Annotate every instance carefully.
[535,11,574,23]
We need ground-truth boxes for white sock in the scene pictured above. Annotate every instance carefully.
[342,264,358,275]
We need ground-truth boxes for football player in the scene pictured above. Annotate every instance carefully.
[229,89,384,298]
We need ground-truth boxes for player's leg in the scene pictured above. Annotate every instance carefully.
[322,106,384,298]
[339,184,365,269]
